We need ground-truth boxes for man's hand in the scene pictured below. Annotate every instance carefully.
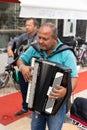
[7,49,14,57]
[21,65,34,82]
[49,85,67,99]
[7,45,14,57]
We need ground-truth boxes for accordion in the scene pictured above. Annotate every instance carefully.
[26,57,72,115]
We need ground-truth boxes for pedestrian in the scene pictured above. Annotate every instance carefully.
[17,22,78,130]
[7,18,39,116]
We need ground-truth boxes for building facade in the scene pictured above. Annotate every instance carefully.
[0,0,87,49]
[0,0,25,48]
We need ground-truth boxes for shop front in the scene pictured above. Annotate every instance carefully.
[0,0,25,49]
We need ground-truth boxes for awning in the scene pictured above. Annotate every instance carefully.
[19,0,87,20]
[0,0,20,3]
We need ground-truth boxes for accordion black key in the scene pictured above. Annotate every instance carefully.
[26,58,72,115]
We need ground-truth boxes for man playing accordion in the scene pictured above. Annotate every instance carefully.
[17,22,78,130]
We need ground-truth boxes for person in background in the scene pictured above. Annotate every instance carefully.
[17,22,78,130]
[7,18,39,116]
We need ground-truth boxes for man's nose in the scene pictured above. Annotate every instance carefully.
[26,25,30,29]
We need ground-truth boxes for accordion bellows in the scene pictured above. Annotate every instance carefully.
[26,58,72,115]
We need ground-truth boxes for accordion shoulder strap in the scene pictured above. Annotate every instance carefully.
[31,43,44,58]
[55,44,76,57]
[31,43,76,58]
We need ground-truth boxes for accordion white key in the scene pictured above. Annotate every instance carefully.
[26,57,72,115]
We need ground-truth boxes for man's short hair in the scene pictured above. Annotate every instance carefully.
[41,22,58,37]
[26,17,39,28]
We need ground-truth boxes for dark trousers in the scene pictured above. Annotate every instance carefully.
[18,71,28,111]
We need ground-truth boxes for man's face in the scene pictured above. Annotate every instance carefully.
[25,19,37,35]
[38,26,56,51]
